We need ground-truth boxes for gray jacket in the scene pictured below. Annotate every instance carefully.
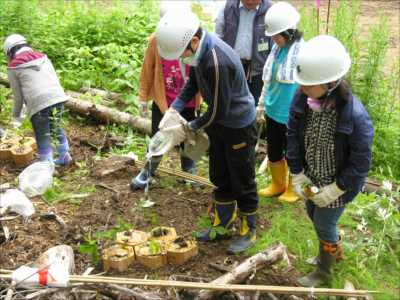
[8,55,69,119]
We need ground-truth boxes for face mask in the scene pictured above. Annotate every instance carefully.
[307,97,322,112]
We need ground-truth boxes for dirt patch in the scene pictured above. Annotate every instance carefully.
[0,121,298,299]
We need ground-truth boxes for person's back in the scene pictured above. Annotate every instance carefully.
[188,32,255,129]
[4,34,71,166]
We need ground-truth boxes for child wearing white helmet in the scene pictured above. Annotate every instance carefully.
[257,1,304,203]
[156,9,258,254]
[288,35,374,287]
[4,34,72,166]
[130,1,202,190]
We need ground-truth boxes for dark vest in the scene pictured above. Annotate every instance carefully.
[221,0,272,76]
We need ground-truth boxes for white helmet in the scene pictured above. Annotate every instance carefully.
[156,10,200,60]
[294,35,351,86]
[160,1,191,18]
[265,2,300,36]
[3,34,27,55]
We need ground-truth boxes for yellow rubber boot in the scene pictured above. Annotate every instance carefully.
[258,159,286,197]
[278,174,299,202]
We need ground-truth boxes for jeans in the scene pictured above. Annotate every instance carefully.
[306,200,345,243]
[30,103,67,151]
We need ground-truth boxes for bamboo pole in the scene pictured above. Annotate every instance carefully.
[135,160,215,188]
[0,273,377,298]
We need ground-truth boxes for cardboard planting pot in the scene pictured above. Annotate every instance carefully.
[102,245,135,272]
[166,237,198,266]
[116,230,148,249]
[149,226,177,244]
[135,241,167,269]
[11,145,35,167]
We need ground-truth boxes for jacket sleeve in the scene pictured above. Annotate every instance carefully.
[190,52,233,131]
[336,104,374,191]
[138,35,156,101]
[286,92,304,174]
[8,69,24,118]
[214,5,225,38]
[171,67,199,112]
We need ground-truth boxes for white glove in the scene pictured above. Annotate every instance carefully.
[256,102,265,124]
[12,117,23,129]
[310,182,345,207]
[291,171,312,199]
[138,100,149,118]
[159,108,185,130]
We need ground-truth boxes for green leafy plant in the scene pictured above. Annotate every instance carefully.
[148,239,162,255]
[79,233,100,265]
[194,214,229,240]
[95,217,133,241]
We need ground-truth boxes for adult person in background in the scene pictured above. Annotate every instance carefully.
[257,2,303,202]
[156,10,258,254]
[130,1,202,190]
[215,0,273,107]
[288,35,374,287]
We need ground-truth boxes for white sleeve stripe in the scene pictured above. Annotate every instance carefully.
[199,48,219,130]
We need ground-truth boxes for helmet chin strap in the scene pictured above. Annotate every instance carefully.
[318,79,343,100]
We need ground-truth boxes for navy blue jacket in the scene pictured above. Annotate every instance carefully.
[287,91,374,203]
[172,31,256,130]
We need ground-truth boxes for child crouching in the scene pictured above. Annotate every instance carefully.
[4,34,72,166]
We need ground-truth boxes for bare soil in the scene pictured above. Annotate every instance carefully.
[0,121,301,300]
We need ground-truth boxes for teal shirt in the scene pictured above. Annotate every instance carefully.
[264,47,299,125]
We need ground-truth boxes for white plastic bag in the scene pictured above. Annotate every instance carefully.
[12,264,69,288]
[0,189,35,217]
[19,161,54,197]
[183,130,209,161]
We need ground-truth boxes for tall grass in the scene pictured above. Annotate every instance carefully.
[0,0,159,92]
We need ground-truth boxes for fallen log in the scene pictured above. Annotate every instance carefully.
[66,91,151,135]
[0,74,151,135]
[79,87,122,101]
[196,243,288,300]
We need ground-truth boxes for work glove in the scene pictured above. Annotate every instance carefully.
[291,171,312,199]
[310,182,345,208]
[256,100,265,124]
[138,100,150,118]
[12,117,23,129]
[159,108,185,130]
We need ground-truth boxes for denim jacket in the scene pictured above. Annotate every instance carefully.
[287,91,374,203]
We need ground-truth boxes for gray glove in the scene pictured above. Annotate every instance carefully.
[291,171,312,199]
[310,182,345,207]
[256,101,265,124]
